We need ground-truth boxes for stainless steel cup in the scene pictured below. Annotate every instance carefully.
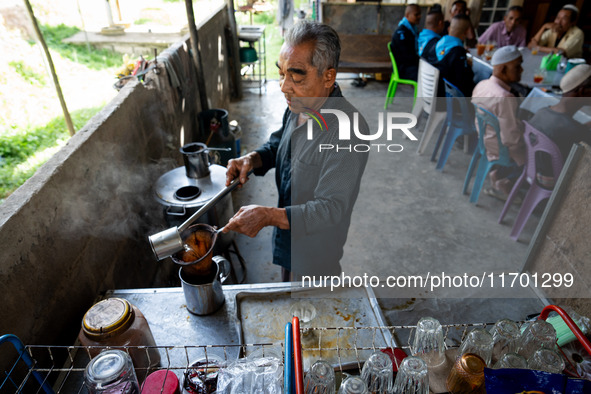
[179,256,230,315]
[180,142,210,179]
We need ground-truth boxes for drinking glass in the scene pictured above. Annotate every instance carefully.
[476,43,486,57]
[304,360,335,394]
[360,351,393,394]
[458,328,494,366]
[446,353,486,394]
[527,348,565,374]
[492,353,528,369]
[337,376,368,394]
[290,301,317,336]
[84,350,140,394]
[411,317,445,368]
[533,69,546,84]
[517,320,557,360]
[489,319,521,364]
[392,356,429,394]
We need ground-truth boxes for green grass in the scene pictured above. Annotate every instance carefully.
[134,18,153,25]
[9,61,46,86]
[38,24,122,70]
[0,106,103,199]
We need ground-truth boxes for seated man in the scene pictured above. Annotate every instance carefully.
[478,6,526,48]
[390,4,422,80]
[418,8,445,65]
[528,4,583,58]
[435,14,475,97]
[444,0,477,48]
[472,46,525,200]
[529,65,591,188]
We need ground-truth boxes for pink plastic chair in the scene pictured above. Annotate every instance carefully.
[498,122,565,241]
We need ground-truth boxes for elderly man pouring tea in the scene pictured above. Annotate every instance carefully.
[223,21,369,282]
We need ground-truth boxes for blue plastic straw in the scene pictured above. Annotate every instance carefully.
[284,322,295,394]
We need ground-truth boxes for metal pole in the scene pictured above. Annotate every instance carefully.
[23,0,75,137]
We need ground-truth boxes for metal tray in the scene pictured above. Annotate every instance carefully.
[233,284,396,370]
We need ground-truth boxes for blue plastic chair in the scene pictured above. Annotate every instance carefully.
[463,105,517,204]
[384,42,418,110]
[431,79,477,170]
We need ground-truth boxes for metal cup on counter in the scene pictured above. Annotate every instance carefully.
[179,256,230,315]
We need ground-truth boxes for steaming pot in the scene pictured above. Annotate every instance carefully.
[153,163,234,249]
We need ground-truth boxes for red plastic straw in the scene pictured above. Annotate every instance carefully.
[538,305,591,356]
[292,316,304,394]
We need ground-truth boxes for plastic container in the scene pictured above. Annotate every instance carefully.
[84,349,140,393]
[78,298,161,377]
[141,370,180,394]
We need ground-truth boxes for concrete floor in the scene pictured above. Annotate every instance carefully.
[226,76,547,323]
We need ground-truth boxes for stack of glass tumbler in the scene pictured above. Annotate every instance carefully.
[303,316,563,394]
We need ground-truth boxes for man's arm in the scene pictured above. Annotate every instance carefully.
[557,28,584,58]
[465,24,477,48]
[528,23,559,53]
[223,205,289,237]
[498,98,525,166]
[478,24,494,44]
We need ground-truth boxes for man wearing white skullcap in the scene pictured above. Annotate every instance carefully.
[528,4,583,58]
[472,46,525,201]
[529,64,591,187]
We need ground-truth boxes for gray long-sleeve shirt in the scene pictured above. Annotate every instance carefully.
[254,85,369,276]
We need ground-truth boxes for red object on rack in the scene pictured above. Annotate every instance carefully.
[381,347,408,372]
[141,370,180,394]
[538,305,591,356]
[292,317,305,394]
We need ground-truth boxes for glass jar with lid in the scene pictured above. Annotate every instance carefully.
[84,349,140,393]
[78,298,161,380]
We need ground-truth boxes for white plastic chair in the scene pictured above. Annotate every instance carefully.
[412,59,447,155]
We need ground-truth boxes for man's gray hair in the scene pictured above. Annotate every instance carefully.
[284,20,340,74]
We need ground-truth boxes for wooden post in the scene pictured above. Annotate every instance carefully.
[226,0,243,99]
[23,0,76,136]
[185,0,209,112]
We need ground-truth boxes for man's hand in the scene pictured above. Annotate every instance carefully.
[225,152,261,187]
[222,205,289,237]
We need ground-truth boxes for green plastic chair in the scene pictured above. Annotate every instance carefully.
[384,42,418,109]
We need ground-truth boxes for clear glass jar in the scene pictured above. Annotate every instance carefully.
[78,298,161,379]
[84,349,140,393]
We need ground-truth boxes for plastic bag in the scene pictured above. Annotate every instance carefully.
[216,356,283,393]
[484,367,591,393]
[541,53,562,71]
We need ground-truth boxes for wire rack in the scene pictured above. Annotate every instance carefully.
[1,322,502,393]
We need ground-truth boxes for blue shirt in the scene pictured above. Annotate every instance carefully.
[398,17,419,51]
[418,29,441,56]
[435,35,464,61]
